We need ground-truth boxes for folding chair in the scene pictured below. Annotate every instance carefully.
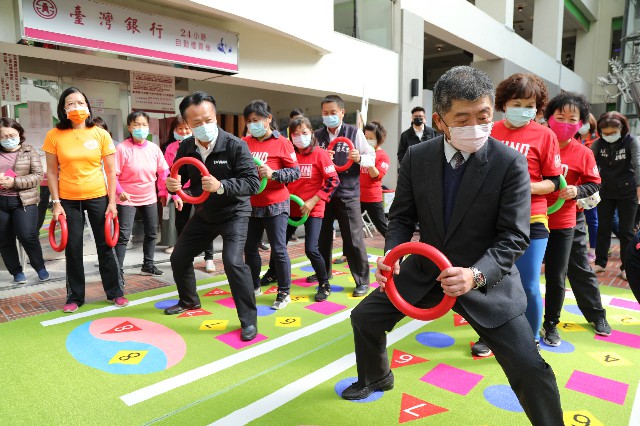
[362,210,376,238]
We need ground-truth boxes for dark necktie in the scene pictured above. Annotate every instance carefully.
[452,151,464,169]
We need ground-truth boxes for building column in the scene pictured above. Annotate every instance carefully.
[476,0,514,29]
[532,0,564,61]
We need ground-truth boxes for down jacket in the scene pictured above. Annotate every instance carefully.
[2,144,43,206]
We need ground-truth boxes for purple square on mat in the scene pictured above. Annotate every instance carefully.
[216,297,236,309]
[292,277,316,288]
[305,301,347,315]
[420,363,483,395]
[610,298,640,311]
[565,370,628,405]
[595,329,640,349]
[215,329,267,349]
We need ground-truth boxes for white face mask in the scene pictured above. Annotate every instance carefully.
[602,133,621,143]
[292,134,312,149]
[445,122,493,153]
[366,139,377,148]
[578,122,590,135]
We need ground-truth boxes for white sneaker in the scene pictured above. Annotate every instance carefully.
[205,259,216,273]
[272,292,291,310]
[164,246,174,254]
[254,287,263,297]
[592,265,605,273]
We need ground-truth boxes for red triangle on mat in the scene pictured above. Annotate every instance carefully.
[101,321,142,334]
[177,309,212,318]
[203,289,231,297]
[469,341,495,360]
[399,393,448,423]
[453,314,469,327]
[390,349,428,368]
[264,286,279,295]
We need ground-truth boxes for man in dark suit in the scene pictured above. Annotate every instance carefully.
[341,66,563,425]
[397,106,437,168]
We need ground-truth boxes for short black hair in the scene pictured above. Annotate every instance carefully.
[543,92,590,123]
[320,95,344,110]
[92,117,109,132]
[433,66,495,116]
[364,120,387,145]
[411,106,425,115]
[243,99,272,120]
[289,108,304,119]
[179,91,217,119]
[597,111,630,137]
[56,87,95,130]
[288,116,318,153]
[126,111,150,126]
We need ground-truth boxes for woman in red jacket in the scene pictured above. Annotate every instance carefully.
[360,120,390,237]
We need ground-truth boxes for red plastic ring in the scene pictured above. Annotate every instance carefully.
[104,211,119,248]
[326,137,355,172]
[170,157,211,204]
[382,242,456,320]
[49,214,68,252]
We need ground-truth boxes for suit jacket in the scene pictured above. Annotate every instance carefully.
[386,135,531,328]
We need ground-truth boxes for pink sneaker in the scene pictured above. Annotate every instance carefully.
[63,303,78,313]
[111,297,129,307]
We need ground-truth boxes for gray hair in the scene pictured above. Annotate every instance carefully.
[433,66,495,116]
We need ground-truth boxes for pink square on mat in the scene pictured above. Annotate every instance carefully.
[610,298,640,311]
[371,282,380,288]
[595,329,640,349]
[420,363,484,395]
[215,329,267,349]
[216,297,236,309]
[305,301,348,315]
[292,277,316,288]
[565,370,628,405]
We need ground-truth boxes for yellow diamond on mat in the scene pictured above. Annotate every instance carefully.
[275,317,301,327]
[587,352,633,367]
[563,411,603,426]
[199,320,229,331]
[289,295,309,303]
[558,322,587,332]
[109,350,148,365]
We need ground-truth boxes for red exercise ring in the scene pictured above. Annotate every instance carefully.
[49,214,68,252]
[104,211,119,248]
[382,242,456,321]
[326,137,355,172]
[170,157,211,204]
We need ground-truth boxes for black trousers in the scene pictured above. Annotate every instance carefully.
[245,213,291,292]
[175,201,214,260]
[319,197,369,287]
[115,203,158,271]
[566,212,607,321]
[544,227,574,324]
[0,196,46,275]
[625,229,640,303]
[351,288,563,425]
[37,185,50,231]
[361,201,388,237]
[171,214,256,328]
[595,197,637,270]
[60,196,124,305]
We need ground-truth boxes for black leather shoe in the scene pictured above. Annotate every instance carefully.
[341,371,394,400]
[241,325,257,341]
[164,303,201,315]
[352,284,369,297]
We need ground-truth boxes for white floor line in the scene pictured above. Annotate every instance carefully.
[538,283,640,313]
[630,378,640,426]
[39,252,345,328]
[120,308,353,406]
[209,319,429,426]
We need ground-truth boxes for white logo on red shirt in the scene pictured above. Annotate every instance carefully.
[593,165,599,177]
[291,152,297,162]
[554,155,561,168]
[253,152,268,163]
[502,140,531,157]
[561,164,569,177]
[300,164,312,178]
[324,164,335,174]
[380,161,389,170]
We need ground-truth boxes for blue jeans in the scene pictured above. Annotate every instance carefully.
[115,203,158,271]
[584,207,598,249]
[0,196,46,275]
[245,213,291,292]
[515,237,548,341]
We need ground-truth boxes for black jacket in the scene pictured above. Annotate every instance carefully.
[173,129,260,224]
[397,125,437,168]
[591,134,640,200]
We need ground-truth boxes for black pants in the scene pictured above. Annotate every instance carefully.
[566,212,607,321]
[175,201,213,260]
[245,213,291,292]
[624,229,640,303]
[171,214,256,328]
[60,196,124,305]
[319,197,369,287]
[115,203,158,271]
[37,185,50,231]
[361,201,388,237]
[266,216,328,283]
[0,196,46,275]
[351,288,563,425]
[544,227,574,324]
[595,197,638,270]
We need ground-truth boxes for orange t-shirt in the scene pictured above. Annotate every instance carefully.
[42,126,116,200]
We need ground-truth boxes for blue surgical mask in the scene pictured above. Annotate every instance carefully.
[192,122,218,143]
[322,114,341,128]
[173,131,191,141]
[602,133,621,143]
[131,127,149,141]
[292,134,312,149]
[0,137,20,150]
[248,122,267,138]
[505,107,536,128]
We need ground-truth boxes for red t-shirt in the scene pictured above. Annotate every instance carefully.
[360,148,390,203]
[287,147,339,218]
[243,134,298,207]
[492,120,562,216]
[546,138,600,229]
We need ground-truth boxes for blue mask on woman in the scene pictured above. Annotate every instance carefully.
[131,128,149,141]
[0,137,20,150]
[322,114,341,128]
[248,122,267,138]
[505,107,536,128]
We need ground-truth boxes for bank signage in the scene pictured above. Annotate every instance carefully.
[20,0,239,73]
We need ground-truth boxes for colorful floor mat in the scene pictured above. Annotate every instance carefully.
[1,249,639,425]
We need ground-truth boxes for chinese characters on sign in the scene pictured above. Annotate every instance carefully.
[21,0,239,73]
[130,72,175,114]
[1,54,21,102]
